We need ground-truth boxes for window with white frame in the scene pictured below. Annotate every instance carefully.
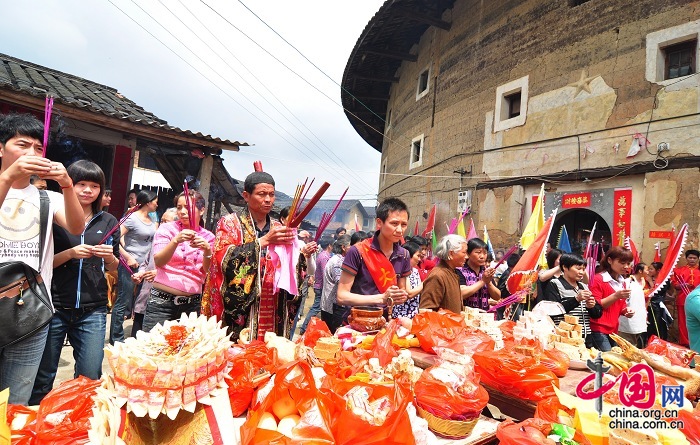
[493,75,529,132]
[410,135,424,169]
[416,67,430,100]
[385,108,392,131]
[646,21,700,85]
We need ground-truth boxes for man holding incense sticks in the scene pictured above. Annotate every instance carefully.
[337,197,411,313]
[202,171,308,341]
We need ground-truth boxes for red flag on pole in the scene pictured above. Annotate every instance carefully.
[414,220,420,238]
[653,242,661,262]
[422,205,436,238]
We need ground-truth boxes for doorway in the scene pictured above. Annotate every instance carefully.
[551,209,611,257]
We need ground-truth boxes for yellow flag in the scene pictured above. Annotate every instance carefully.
[520,183,545,250]
[457,219,466,237]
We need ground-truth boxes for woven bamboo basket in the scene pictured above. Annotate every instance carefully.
[415,405,479,439]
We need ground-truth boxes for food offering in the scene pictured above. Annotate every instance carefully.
[462,307,505,350]
[104,313,233,419]
[551,315,590,368]
[414,353,489,439]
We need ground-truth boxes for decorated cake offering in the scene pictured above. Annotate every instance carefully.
[104,313,233,419]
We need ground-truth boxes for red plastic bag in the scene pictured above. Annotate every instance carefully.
[534,397,575,424]
[241,360,334,445]
[227,341,278,416]
[496,418,591,445]
[473,349,558,402]
[370,319,401,367]
[301,318,332,347]
[646,335,697,367]
[414,365,489,419]
[541,347,570,378]
[7,404,37,445]
[319,373,415,445]
[411,310,494,354]
[679,409,700,444]
[34,376,101,445]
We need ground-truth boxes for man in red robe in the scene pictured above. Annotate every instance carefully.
[672,249,700,346]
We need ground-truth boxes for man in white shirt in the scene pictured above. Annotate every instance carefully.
[0,113,83,404]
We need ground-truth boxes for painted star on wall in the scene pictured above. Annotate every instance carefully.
[568,69,597,98]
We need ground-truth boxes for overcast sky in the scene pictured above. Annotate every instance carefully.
[1,0,385,204]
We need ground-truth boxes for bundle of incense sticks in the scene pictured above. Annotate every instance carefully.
[98,204,142,245]
[314,187,349,242]
[288,178,313,223]
[287,181,330,228]
[183,180,198,231]
[42,96,54,157]
[674,272,692,295]
[487,289,527,313]
[118,255,135,275]
[493,244,518,269]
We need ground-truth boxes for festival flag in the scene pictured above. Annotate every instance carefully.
[354,213,360,233]
[654,242,661,262]
[422,205,436,238]
[467,218,478,241]
[520,184,545,249]
[431,230,438,254]
[648,224,688,299]
[507,209,558,294]
[413,220,420,238]
[483,225,495,257]
[584,221,598,259]
[448,217,458,234]
[624,236,640,266]
[456,219,466,238]
[557,225,572,253]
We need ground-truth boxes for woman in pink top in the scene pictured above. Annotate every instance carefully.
[588,246,635,351]
[142,190,215,332]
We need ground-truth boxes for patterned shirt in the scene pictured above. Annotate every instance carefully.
[459,264,490,311]
[391,267,421,318]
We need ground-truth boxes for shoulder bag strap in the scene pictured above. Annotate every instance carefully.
[38,190,49,273]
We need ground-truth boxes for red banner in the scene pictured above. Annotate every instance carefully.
[613,189,632,246]
[649,230,674,239]
[562,192,591,208]
[532,195,540,212]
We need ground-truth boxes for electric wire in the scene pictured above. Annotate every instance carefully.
[171,0,378,195]
[108,0,378,195]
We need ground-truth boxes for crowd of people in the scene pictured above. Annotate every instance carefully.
[1,112,698,409]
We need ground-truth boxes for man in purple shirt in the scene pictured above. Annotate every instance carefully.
[299,236,333,334]
[338,198,411,309]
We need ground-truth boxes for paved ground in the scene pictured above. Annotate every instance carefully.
[54,289,318,386]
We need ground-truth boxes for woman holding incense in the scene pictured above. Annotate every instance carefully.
[588,246,635,351]
[30,160,119,404]
[459,237,500,311]
[109,189,158,343]
[131,208,178,336]
[142,190,215,332]
[541,253,602,342]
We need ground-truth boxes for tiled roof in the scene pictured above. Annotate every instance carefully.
[0,53,247,150]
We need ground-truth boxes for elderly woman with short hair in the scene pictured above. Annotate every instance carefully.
[419,234,468,313]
